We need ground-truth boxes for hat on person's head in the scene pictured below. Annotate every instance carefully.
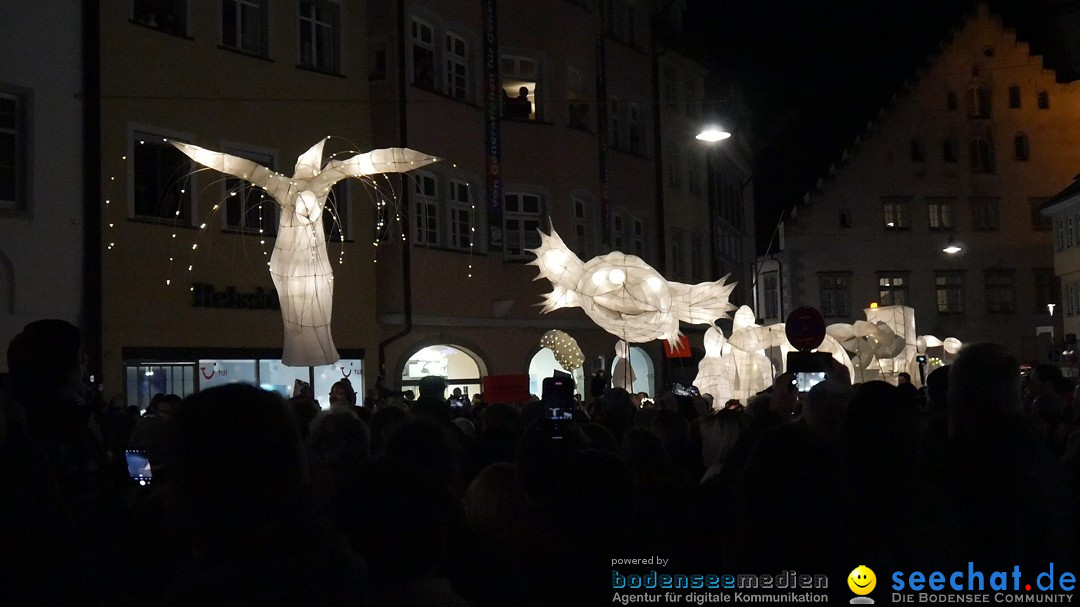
[7,319,82,390]
[418,375,448,399]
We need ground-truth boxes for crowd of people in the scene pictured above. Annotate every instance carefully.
[3,318,1080,605]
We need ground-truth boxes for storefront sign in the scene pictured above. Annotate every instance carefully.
[191,282,280,310]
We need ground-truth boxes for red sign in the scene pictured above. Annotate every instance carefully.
[664,335,692,358]
[785,306,826,351]
[481,374,531,404]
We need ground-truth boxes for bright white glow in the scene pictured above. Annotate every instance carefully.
[647,276,663,292]
[943,241,962,254]
[543,248,569,274]
[609,268,626,285]
[696,127,732,142]
[1048,303,1056,316]
[173,139,438,366]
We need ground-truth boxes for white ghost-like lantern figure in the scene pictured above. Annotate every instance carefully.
[540,329,585,371]
[529,227,735,345]
[173,139,439,366]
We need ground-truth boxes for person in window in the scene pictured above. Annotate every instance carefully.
[505,86,532,119]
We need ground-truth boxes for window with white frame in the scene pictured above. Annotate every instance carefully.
[413,172,438,246]
[819,273,851,317]
[0,89,27,211]
[878,273,909,306]
[411,17,436,90]
[323,181,349,242]
[447,178,472,250]
[501,54,539,120]
[222,0,267,56]
[504,191,543,260]
[970,197,999,231]
[567,66,589,129]
[763,271,779,320]
[444,32,468,101]
[882,197,910,230]
[608,96,622,148]
[132,131,193,222]
[133,0,188,36]
[223,147,276,235]
[628,102,643,154]
[985,270,1015,313]
[935,271,964,314]
[631,216,645,258]
[612,212,625,249]
[1058,218,1067,251]
[927,198,953,231]
[298,1,340,72]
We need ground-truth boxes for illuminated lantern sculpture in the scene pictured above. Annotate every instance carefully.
[540,329,585,371]
[528,228,736,345]
[612,339,636,390]
[173,139,438,366]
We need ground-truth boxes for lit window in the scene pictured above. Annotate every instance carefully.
[927,199,954,231]
[882,198,910,230]
[935,272,964,314]
[501,55,539,120]
[878,274,909,306]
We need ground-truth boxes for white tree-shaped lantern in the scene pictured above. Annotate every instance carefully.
[173,139,438,366]
[527,227,736,345]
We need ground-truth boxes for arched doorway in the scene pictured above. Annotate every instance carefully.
[628,346,655,397]
[400,344,483,399]
[527,348,586,399]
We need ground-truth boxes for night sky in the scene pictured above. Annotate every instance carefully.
[683,0,1064,253]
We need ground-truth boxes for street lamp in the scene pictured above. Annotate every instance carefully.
[696,126,731,142]
[943,235,962,254]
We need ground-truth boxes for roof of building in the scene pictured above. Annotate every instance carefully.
[1042,176,1080,213]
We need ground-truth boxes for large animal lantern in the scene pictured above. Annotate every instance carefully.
[173,139,438,366]
[527,227,736,345]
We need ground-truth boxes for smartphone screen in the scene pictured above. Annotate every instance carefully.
[125,449,153,486]
[795,372,827,393]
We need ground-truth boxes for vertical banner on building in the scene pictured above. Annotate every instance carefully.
[483,0,503,250]
[595,9,611,247]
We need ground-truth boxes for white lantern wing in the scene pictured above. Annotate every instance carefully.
[668,275,737,326]
[172,141,293,202]
[313,147,440,192]
[526,227,586,292]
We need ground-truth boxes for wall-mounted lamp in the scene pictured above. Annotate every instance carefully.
[943,235,962,254]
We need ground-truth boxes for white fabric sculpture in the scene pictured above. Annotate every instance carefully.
[612,340,636,390]
[540,329,585,371]
[528,228,736,345]
[694,327,738,407]
[173,139,438,366]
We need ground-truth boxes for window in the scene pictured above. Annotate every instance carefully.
[1014,133,1030,161]
[222,0,267,55]
[819,273,851,317]
[666,141,681,189]
[946,90,958,111]
[1008,85,1021,108]
[839,209,852,228]
[413,172,438,246]
[1034,268,1059,314]
[628,102,643,154]
[631,217,645,257]
[985,270,1015,313]
[411,17,436,90]
[571,196,590,255]
[447,179,472,250]
[132,131,193,222]
[910,139,925,162]
[967,84,990,118]
[1058,217,1067,250]
[690,233,704,281]
[298,1,339,72]
[1070,216,1076,248]
[970,197,999,231]
[935,272,964,314]
[687,148,701,195]
[882,197,910,230]
[970,139,993,172]
[608,96,621,148]
[444,32,468,101]
[369,39,387,80]
[878,273,909,306]
[1031,198,1052,232]
[763,272,779,320]
[671,228,686,279]
[0,88,28,212]
[133,0,188,36]
[504,191,542,260]
[927,198,954,231]
[501,55,539,120]
[612,212,625,249]
[1038,90,1050,109]
[943,139,958,163]
[567,67,588,129]
[223,147,276,235]
[323,181,349,242]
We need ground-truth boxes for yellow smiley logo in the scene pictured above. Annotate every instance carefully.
[848,565,876,595]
